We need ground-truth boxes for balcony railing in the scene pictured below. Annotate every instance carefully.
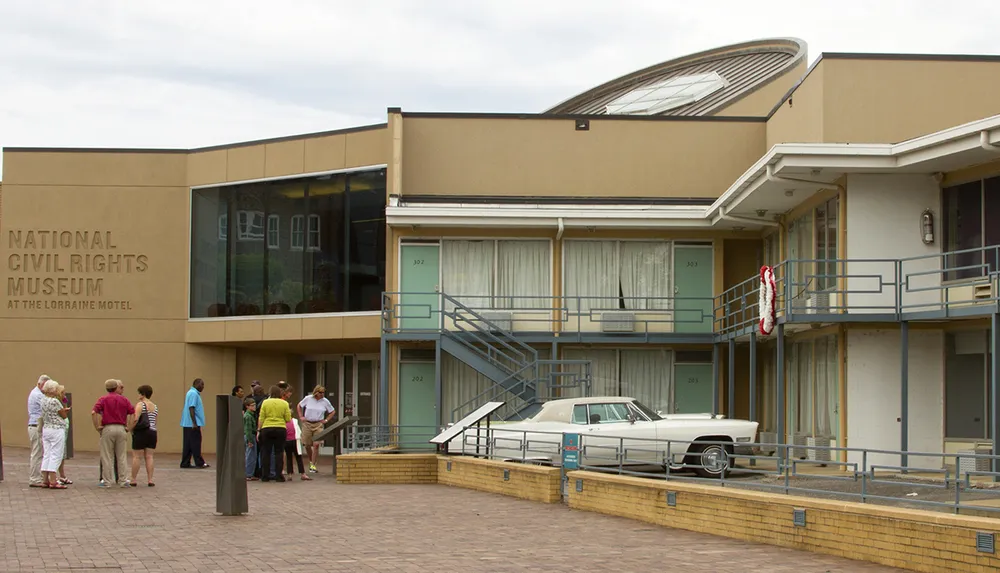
[716,246,1000,337]
[382,291,717,339]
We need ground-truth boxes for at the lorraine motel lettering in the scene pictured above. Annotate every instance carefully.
[5,230,149,311]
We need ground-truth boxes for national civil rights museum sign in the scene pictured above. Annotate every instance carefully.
[5,229,149,312]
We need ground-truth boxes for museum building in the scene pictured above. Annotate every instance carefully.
[4,37,1000,465]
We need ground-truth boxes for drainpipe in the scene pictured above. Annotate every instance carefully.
[556,217,565,240]
[981,130,1000,153]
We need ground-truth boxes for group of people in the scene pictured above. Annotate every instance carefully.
[27,374,336,488]
[241,381,337,482]
[27,375,159,489]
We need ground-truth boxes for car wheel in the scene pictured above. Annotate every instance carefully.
[690,443,731,479]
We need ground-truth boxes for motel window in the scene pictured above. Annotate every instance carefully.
[189,169,386,318]
[267,215,279,249]
[441,347,552,422]
[563,240,671,314]
[785,196,839,301]
[942,175,1000,281]
[559,348,672,416]
[440,239,551,310]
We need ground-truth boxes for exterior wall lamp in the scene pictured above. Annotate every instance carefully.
[921,209,935,245]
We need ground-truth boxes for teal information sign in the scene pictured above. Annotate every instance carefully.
[562,433,580,470]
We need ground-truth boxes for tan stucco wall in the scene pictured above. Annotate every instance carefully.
[716,59,807,118]
[765,61,825,148]
[822,58,1000,144]
[400,117,766,199]
[187,126,389,187]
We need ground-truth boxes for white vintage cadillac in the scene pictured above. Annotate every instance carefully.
[440,396,758,478]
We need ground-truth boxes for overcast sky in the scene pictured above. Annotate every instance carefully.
[2,0,999,169]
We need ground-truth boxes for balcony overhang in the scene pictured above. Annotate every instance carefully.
[388,114,1000,231]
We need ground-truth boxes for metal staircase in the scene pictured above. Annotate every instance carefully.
[439,294,592,422]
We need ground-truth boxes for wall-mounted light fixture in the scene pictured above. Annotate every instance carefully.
[921,209,935,245]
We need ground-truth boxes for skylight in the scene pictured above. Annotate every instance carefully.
[605,71,729,115]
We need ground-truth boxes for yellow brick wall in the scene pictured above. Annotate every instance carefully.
[437,456,563,504]
[567,471,1000,573]
[336,453,438,484]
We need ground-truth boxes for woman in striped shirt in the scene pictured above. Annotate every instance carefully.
[128,384,158,487]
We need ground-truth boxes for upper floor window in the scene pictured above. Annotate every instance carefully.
[563,240,671,314]
[785,195,839,293]
[441,239,550,310]
[237,210,265,241]
[942,176,1000,281]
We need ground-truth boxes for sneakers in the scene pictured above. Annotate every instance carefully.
[308,463,318,473]
[120,480,131,488]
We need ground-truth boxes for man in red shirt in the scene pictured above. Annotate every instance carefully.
[92,379,134,487]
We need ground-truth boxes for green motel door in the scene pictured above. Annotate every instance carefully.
[673,244,714,333]
[399,244,440,331]
[673,363,714,414]
[398,362,437,450]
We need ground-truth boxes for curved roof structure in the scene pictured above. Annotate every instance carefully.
[545,38,807,117]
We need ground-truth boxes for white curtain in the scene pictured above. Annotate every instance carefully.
[761,350,776,433]
[497,241,550,310]
[620,349,671,414]
[442,240,494,310]
[620,242,671,310]
[562,349,618,398]
[564,241,618,315]
[816,336,839,438]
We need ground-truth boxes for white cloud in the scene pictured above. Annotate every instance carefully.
[2,0,1000,172]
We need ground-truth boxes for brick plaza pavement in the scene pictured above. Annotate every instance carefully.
[0,447,906,573]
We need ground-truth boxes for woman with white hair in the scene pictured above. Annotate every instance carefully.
[39,379,71,489]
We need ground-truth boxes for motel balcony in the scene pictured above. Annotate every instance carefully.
[717,246,1000,340]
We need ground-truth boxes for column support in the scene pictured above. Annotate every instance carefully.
[992,313,1000,480]
[379,337,389,425]
[711,344,720,417]
[749,332,757,423]
[776,323,786,467]
[728,339,736,418]
[434,337,443,427]
[901,321,909,470]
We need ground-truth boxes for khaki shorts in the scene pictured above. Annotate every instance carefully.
[300,420,326,447]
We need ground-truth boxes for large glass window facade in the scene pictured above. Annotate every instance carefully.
[190,169,387,317]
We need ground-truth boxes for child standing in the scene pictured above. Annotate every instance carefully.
[243,397,258,481]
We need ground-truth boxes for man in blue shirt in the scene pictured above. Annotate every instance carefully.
[180,378,209,469]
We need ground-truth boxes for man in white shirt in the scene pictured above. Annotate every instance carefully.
[27,374,50,487]
[297,386,336,473]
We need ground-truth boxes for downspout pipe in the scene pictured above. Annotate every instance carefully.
[556,217,565,239]
[981,130,1000,153]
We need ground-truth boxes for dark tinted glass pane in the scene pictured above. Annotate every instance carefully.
[190,188,228,317]
[265,179,307,314]
[347,170,387,311]
[301,175,347,313]
[943,181,982,281]
[984,176,1000,273]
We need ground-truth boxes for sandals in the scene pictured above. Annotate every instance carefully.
[49,483,68,489]
[58,478,73,485]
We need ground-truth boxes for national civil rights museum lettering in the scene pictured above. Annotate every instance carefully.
[5,229,149,311]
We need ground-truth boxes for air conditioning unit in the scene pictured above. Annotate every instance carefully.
[601,311,636,332]
[799,291,832,315]
[973,282,994,300]
[758,431,777,455]
[806,436,832,462]
[479,311,513,332]
[958,445,993,475]
[791,434,808,459]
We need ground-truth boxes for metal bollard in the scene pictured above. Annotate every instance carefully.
[0,420,5,482]
[216,395,248,516]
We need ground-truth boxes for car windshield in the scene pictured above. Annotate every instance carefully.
[629,399,662,421]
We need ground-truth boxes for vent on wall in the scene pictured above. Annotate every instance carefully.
[977,531,995,554]
[601,311,636,332]
[792,508,807,527]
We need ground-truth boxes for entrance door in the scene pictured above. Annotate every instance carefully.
[673,363,714,414]
[673,245,714,333]
[399,244,440,330]
[398,362,437,450]
[303,360,343,455]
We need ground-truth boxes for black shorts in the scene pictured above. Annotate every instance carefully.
[132,429,158,450]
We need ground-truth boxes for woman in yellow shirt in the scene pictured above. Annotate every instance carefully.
[257,385,291,482]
